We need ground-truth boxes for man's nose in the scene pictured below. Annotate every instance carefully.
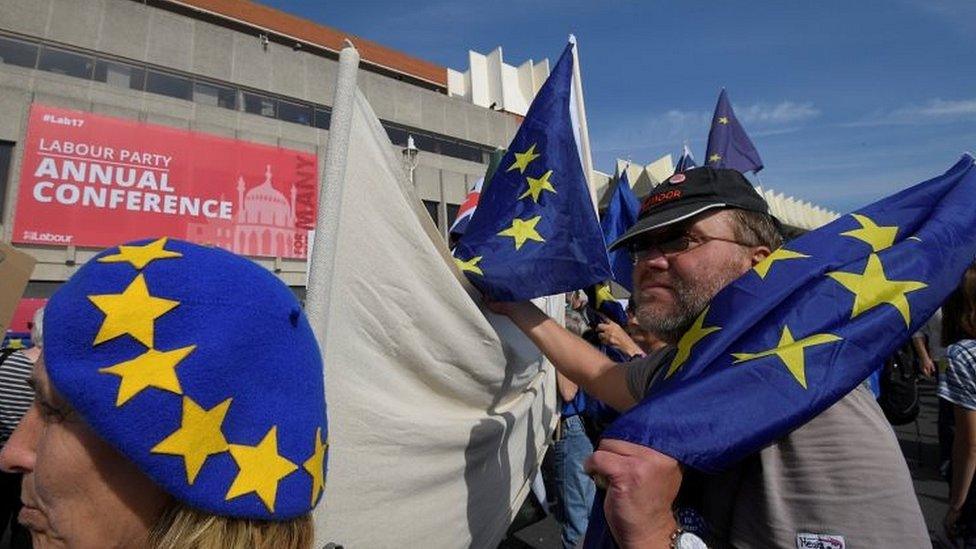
[0,405,40,474]
[633,247,669,271]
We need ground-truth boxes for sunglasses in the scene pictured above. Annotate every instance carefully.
[629,231,754,264]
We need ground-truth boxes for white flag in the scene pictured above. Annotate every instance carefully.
[308,45,557,548]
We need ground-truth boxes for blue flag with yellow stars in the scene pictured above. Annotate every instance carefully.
[453,42,611,301]
[601,171,640,292]
[674,143,698,173]
[604,154,976,473]
[584,282,630,363]
[703,89,763,174]
[586,282,628,327]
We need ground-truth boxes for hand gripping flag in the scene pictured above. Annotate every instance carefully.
[583,282,630,363]
[674,143,698,173]
[600,171,640,292]
[703,89,763,174]
[604,154,976,473]
[453,42,611,301]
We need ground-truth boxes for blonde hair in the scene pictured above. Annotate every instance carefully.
[148,503,313,549]
[30,307,44,348]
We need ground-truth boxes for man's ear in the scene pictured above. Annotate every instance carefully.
[750,246,771,266]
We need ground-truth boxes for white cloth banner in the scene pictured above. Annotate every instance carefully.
[310,79,557,547]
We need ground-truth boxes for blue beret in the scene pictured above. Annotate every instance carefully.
[43,238,327,520]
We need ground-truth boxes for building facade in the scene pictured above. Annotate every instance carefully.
[0,0,522,297]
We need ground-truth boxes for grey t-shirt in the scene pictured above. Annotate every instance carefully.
[624,349,930,549]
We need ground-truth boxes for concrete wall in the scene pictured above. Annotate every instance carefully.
[0,0,516,147]
[0,0,507,287]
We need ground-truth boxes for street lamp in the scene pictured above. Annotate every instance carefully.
[402,135,419,186]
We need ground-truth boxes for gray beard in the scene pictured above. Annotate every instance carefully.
[635,262,745,345]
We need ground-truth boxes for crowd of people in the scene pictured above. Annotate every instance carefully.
[0,165,975,548]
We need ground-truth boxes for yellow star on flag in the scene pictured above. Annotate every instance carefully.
[88,274,180,347]
[826,253,927,328]
[151,396,232,483]
[708,154,722,163]
[753,248,811,279]
[666,307,721,378]
[303,427,328,506]
[226,426,298,513]
[732,325,842,389]
[99,345,195,406]
[507,144,540,174]
[840,213,898,252]
[594,283,615,311]
[498,216,545,250]
[455,256,484,276]
[97,237,183,269]
[518,170,557,203]
[718,116,729,124]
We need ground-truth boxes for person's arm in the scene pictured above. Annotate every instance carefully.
[596,319,645,358]
[556,371,579,403]
[912,334,935,377]
[585,439,681,548]
[487,300,637,412]
[946,404,976,539]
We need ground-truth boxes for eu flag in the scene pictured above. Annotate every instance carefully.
[585,281,628,327]
[453,43,611,301]
[584,282,630,364]
[674,143,697,173]
[600,171,640,292]
[703,89,763,174]
[604,154,976,472]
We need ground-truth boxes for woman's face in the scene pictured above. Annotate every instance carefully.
[0,355,170,548]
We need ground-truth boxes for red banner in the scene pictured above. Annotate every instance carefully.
[13,104,318,259]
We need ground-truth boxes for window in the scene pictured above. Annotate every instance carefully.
[193,81,237,110]
[243,93,275,118]
[313,108,331,130]
[384,125,408,147]
[0,36,38,69]
[446,203,460,228]
[277,100,312,125]
[381,123,489,164]
[146,70,192,100]
[38,46,93,79]
[442,140,485,163]
[93,60,145,90]
[0,34,497,165]
[23,281,61,299]
[412,133,440,155]
[0,141,13,219]
[423,200,439,227]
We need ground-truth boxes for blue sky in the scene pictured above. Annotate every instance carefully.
[264,1,976,213]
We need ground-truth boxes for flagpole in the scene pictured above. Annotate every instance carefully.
[569,35,598,212]
[305,40,359,343]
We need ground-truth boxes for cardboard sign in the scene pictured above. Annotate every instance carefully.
[13,104,318,259]
[0,242,36,336]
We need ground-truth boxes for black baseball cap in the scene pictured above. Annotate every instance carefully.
[608,166,772,251]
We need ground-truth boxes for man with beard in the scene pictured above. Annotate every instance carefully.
[490,167,928,548]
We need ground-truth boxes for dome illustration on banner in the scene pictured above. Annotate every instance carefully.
[185,165,301,258]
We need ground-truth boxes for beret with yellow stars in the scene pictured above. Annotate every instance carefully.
[43,237,327,520]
